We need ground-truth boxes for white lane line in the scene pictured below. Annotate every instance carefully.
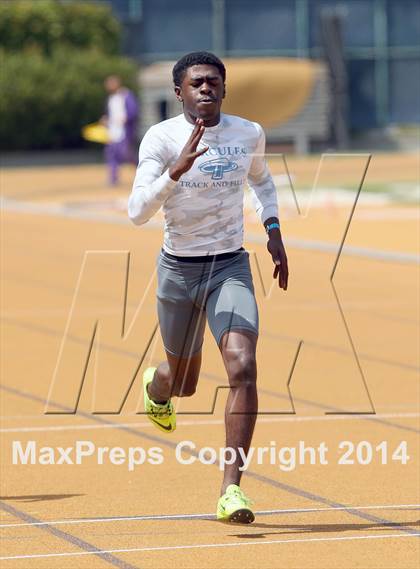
[0,415,53,420]
[1,533,419,561]
[2,197,419,265]
[1,412,419,433]
[1,504,418,529]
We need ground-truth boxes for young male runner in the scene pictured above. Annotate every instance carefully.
[128,52,288,524]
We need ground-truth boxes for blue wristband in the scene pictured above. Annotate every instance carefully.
[265,222,280,234]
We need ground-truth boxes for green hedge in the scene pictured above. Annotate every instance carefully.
[0,49,138,150]
[0,0,121,56]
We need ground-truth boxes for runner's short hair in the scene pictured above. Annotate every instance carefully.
[172,52,226,86]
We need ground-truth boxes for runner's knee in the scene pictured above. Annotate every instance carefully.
[172,368,199,397]
[165,353,201,397]
[225,352,257,387]
[174,383,197,397]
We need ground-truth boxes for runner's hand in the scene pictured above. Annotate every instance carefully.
[267,232,289,290]
[169,118,208,181]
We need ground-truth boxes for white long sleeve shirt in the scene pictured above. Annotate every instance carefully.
[128,112,278,256]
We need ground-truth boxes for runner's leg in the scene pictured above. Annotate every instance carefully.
[147,350,202,402]
[152,252,207,403]
[218,329,258,494]
[204,251,259,494]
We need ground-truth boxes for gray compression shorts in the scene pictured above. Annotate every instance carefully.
[156,248,259,357]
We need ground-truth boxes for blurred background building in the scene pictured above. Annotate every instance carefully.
[99,0,420,140]
[1,0,418,154]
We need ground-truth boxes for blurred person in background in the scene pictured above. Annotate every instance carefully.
[102,75,139,186]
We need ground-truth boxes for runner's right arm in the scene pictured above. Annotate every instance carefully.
[128,126,177,225]
[128,119,207,225]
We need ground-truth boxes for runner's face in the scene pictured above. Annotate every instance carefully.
[176,64,225,125]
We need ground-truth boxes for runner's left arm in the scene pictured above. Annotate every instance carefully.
[247,124,288,290]
[247,124,279,224]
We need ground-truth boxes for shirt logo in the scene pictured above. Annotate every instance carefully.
[198,157,238,180]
